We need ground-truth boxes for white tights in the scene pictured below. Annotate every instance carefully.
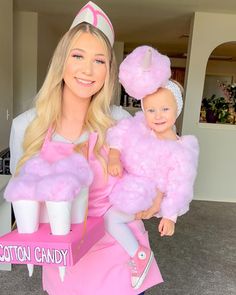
[104,206,139,257]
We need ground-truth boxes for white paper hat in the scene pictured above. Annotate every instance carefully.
[70,1,114,46]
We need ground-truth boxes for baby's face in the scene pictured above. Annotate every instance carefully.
[143,88,177,136]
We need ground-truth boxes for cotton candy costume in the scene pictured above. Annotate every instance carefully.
[9,107,163,295]
[103,46,199,290]
[5,127,93,203]
[106,112,199,217]
[106,45,199,217]
[4,126,93,281]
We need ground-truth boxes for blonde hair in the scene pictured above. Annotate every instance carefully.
[16,23,117,174]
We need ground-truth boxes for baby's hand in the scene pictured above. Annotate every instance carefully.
[108,159,123,177]
[158,218,175,237]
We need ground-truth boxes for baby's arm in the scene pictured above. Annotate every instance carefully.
[106,117,134,177]
[108,148,123,177]
[160,136,199,218]
[135,190,163,220]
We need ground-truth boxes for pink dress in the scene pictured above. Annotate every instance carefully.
[42,131,163,295]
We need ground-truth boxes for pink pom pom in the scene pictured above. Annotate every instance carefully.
[53,153,93,186]
[20,156,52,177]
[36,173,82,202]
[109,174,156,214]
[4,174,39,201]
[119,46,171,100]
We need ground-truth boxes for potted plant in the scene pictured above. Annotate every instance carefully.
[218,81,236,123]
[201,94,230,123]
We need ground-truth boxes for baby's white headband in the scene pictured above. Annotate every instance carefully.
[70,1,114,46]
[165,80,183,117]
[141,80,183,118]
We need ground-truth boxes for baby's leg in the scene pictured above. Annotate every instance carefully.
[104,206,139,257]
[104,206,154,289]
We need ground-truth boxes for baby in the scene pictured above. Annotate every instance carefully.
[104,46,199,290]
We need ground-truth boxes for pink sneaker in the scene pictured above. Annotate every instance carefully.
[129,245,154,289]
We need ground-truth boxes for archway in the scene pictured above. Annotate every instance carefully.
[199,42,236,124]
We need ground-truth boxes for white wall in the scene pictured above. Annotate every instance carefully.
[13,12,38,117]
[37,14,64,89]
[207,60,236,79]
[183,12,236,202]
[0,0,13,150]
[113,41,124,105]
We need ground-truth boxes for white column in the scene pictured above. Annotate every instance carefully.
[183,12,236,202]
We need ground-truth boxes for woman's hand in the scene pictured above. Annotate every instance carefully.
[158,218,175,237]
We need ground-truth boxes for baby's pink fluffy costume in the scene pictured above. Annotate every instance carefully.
[107,45,199,218]
[107,112,199,217]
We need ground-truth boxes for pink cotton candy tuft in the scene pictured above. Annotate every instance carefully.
[119,46,171,100]
[4,153,93,202]
[53,153,93,187]
[20,156,52,177]
[109,174,157,214]
[36,173,82,202]
[4,174,39,201]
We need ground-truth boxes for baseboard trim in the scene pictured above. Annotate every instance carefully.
[193,195,236,203]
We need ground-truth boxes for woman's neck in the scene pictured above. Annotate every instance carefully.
[62,87,91,123]
[57,87,91,141]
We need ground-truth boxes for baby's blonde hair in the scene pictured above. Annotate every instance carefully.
[16,23,117,174]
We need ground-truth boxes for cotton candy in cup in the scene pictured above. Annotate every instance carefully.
[13,200,40,233]
[46,200,72,282]
[12,200,40,277]
[39,202,49,223]
[46,201,72,235]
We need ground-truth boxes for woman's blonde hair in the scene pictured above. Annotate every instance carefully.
[16,23,117,174]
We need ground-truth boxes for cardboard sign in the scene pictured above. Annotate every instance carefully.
[0,217,104,267]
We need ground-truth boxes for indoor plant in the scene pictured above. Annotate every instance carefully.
[201,94,230,123]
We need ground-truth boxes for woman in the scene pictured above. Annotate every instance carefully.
[9,2,163,294]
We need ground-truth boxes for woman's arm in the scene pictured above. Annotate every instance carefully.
[9,109,35,174]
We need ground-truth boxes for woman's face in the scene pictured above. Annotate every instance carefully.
[143,88,177,136]
[63,32,108,101]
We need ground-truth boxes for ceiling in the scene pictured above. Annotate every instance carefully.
[14,0,236,59]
